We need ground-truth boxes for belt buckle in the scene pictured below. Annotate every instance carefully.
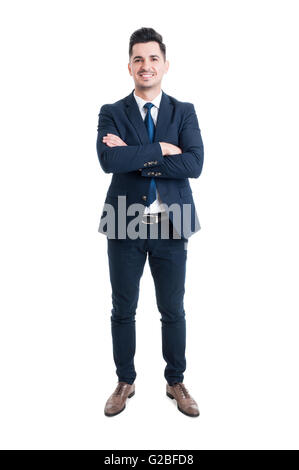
[142,214,159,224]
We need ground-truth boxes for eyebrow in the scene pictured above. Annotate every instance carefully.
[133,54,160,60]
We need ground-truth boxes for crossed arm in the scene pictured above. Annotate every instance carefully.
[96,103,204,179]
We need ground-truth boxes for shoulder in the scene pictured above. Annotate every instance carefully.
[165,92,195,112]
[98,92,132,115]
[99,101,121,115]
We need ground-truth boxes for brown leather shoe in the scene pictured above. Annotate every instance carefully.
[166,382,200,417]
[104,382,135,417]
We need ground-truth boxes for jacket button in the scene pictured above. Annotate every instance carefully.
[142,195,147,201]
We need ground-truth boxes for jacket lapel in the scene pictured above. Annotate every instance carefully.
[154,90,172,144]
[124,89,173,145]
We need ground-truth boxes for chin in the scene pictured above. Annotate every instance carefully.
[136,83,153,89]
[137,80,156,87]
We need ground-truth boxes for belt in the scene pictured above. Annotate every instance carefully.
[141,212,168,224]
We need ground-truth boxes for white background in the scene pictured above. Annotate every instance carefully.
[0,0,298,450]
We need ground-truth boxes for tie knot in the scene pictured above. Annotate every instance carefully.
[144,102,155,111]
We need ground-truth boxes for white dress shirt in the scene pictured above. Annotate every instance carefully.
[133,89,166,214]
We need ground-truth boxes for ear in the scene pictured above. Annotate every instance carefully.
[128,63,132,76]
[165,60,170,73]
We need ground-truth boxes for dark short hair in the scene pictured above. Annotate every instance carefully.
[129,27,166,61]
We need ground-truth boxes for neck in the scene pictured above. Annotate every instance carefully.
[134,86,161,102]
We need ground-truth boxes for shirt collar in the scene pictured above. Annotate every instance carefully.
[133,89,162,112]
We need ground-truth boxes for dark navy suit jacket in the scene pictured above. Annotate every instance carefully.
[96,89,204,239]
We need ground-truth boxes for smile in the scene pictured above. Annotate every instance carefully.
[139,74,154,79]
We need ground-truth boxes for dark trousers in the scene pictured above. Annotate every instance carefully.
[106,218,188,386]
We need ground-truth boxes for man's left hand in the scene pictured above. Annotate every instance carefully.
[102,133,127,147]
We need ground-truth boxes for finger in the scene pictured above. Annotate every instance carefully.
[103,136,125,146]
[107,134,122,142]
[106,133,119,139]
[104,134,125,145]
[105,135,118,143]
[103,134,116,139]
[115,137,126,145]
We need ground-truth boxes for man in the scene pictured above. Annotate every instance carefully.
[96,27,204,417]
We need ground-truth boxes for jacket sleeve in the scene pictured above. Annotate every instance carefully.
[96,104,163,174]
[140,103,204,179]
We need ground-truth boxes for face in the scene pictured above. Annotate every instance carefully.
[128,41,169,92]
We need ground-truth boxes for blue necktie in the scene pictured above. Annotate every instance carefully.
[143,102,157,207]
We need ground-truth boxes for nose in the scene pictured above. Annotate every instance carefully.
[142,58,152,71]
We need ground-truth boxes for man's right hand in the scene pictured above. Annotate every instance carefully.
[159,142,182,156]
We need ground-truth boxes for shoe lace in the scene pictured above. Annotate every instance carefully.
[113,382,127,396]
[173,383,191,399]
